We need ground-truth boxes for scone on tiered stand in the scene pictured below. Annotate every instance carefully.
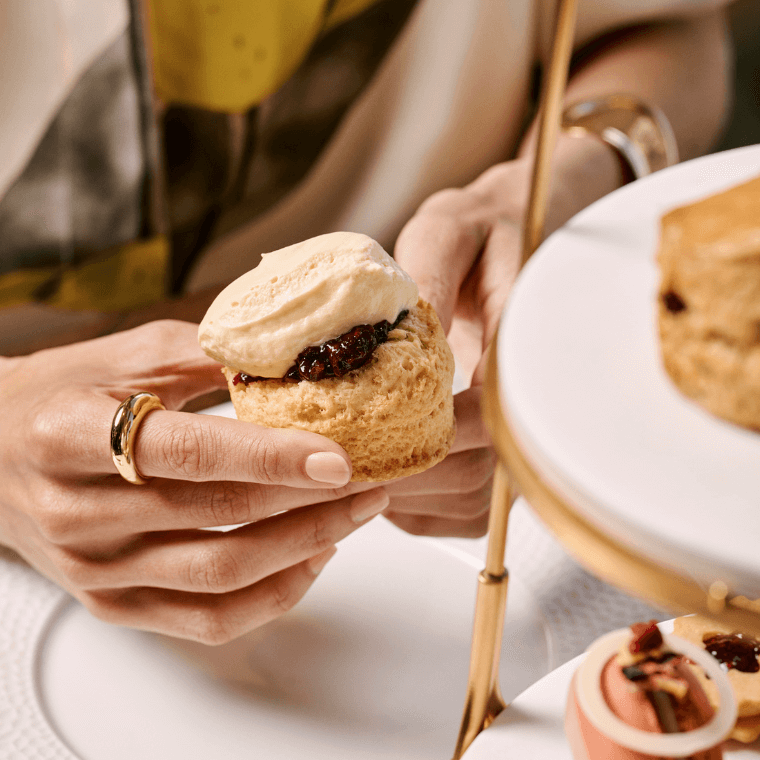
[657,175,760,430]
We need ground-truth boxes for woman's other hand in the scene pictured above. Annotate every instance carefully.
[389,137,624,537]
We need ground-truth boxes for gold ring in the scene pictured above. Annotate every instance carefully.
[110,392,166,484]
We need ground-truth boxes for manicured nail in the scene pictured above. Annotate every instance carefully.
[307,546,337,576]
[305,452,351,486]
[350,488,390,524]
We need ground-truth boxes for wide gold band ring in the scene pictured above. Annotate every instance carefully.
[110,392,166,485]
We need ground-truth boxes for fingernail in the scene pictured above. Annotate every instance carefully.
[307,546,337,576]
[350,488,390,524]
[305,452,351,486]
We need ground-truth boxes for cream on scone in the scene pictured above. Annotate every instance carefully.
[198,232,455,481]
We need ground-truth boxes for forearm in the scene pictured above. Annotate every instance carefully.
[517,10,732,233]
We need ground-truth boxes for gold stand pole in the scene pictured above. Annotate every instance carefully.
[451,1,579,757]
[451,464,513,760]
[522,0,580,267]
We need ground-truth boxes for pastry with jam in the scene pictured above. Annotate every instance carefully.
[198,232,455,481]
[674,599,760,743]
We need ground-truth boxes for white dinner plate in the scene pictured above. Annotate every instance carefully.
[499,144,760,598]
[38,517,549,760]
[463,620,760,759]
[5,513,548,760]
[4,496,661,760]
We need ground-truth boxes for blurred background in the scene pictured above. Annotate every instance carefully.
[716,0,760,151]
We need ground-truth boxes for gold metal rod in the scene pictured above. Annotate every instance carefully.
[452,433,515,760]
[484,462,512,577]
[522,0,580,266]
[452,1,580,757]
[451,565,510,760]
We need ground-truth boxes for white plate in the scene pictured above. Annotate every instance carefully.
[25,518,548,760]
[499,145,760,598]
[463,620,760,759]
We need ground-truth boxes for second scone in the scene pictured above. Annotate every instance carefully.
[223,298,455,481]
[657,174,760,429]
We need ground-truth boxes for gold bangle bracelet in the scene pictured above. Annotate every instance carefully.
[562,94,679,180]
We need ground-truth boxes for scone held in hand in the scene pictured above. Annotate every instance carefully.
[199,232,455,482]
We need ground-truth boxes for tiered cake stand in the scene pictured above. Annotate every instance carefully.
[461,143,760,758]
[451,0,760,752]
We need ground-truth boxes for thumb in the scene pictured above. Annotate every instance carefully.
[394,213,485,335]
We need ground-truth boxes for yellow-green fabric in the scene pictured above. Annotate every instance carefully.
[0,236,170,312]
[150,0,381,112]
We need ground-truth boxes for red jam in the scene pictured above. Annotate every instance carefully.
[703,633,760,672]
[233,309,409,385]
[629,620,664,654]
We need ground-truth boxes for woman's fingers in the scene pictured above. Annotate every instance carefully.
[33,320,229,410]
[385,474,493,521]
[383,510,490,539]
[129,385,486,489]
[135,411,353,486]
[448,386,491,454]
[81,548,339,645]
[51,490,389,594]
[38,392,353,488]
[38,477,378,541]
[384,445,495,499]
[394,195,487,334]
[474,220,522,347]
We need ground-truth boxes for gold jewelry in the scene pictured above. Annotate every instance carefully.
[110,392,166,485]
[562,94,679,181]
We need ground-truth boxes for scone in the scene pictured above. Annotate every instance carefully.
[673,598,760,743]
[199,232,455,482]
[657,174,760,429]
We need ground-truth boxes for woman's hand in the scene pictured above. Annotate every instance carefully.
[385,161,526,539]
[0,320,387,644]
[388,138,624,536]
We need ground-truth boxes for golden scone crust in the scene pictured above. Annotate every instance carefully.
[657,175,760,430]
[673,598,760,742]
[223,298,455,481]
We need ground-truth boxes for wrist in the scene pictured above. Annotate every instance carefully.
[543,131,628,235]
